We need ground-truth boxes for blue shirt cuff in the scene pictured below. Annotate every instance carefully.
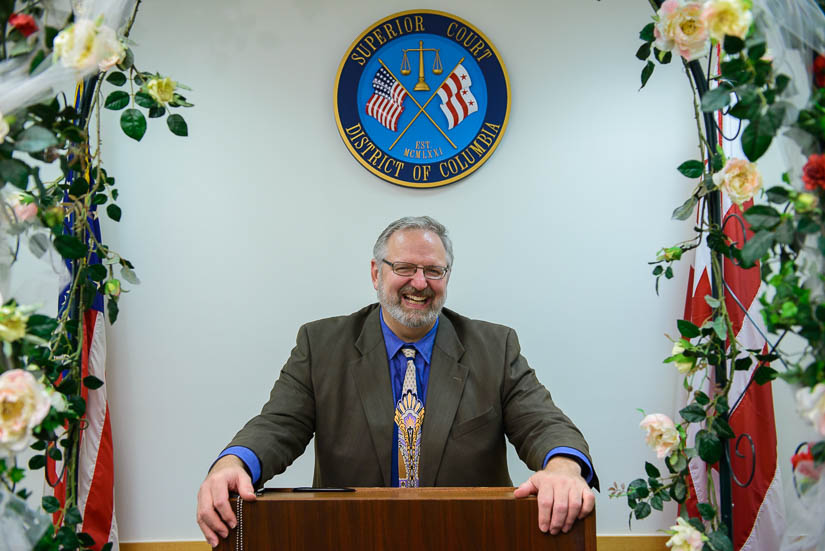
[543,447,594,485]
[217,446,262,485]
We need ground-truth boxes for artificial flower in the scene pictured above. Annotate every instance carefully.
[795,192,818,213]
[654,0,709,61]
[8,13,38,37]
[666,517,706,551]
[8,194,37,223]
[104,279,121,297]
[0,369,51,454]
[0,304,29,343]
[701,0,752,42]
[640,413,680,458]
[796,383,825,436]
[53,17,125,73]
[712,158,762,206]
[146,77,176,105]
[802,153,825,191]
[0,114,8,143]
[814,55,825,89]
[670,341,696,374]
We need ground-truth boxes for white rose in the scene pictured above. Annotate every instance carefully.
[0,369,51,454]
[671,341,696,374]
[0,114,8,143]
[666,517,706,551]
[796,384,825,436]
[640,413,680,458]
[702,0,753,42]
[53,17,125,73]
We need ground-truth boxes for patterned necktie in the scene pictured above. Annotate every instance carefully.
[395,347,424,487]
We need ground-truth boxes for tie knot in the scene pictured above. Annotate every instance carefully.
[402,347,416,359]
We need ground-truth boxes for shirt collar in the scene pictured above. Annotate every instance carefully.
[379,308,439,364]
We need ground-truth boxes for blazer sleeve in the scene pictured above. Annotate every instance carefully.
[223,324,316,485]
[499,328,600,490]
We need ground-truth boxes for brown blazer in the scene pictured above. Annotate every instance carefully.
[226,304,598,489]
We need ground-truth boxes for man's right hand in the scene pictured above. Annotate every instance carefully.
[196,455,257,548]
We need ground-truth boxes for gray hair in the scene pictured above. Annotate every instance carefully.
[373,216,454,267]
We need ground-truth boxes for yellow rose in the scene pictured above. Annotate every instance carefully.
[712,158,762,206]
[671,341,696,374]
[146,77,176,105]
[0,305,29,342]
[702,0,752,42]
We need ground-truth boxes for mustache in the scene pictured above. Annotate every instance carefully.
[398,285,435,299]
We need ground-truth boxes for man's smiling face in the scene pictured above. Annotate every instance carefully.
[371,228,449,336]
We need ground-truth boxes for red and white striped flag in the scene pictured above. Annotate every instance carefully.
[682,112,784,550]
[365,66,407,132]
[436,64,477,130]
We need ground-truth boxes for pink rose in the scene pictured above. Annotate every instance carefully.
[9,195,37,222]
[655,0,709,61]
[796,384,825,436]
[712,158,762,206]
[640,413,680,458]
[0,369,51,454]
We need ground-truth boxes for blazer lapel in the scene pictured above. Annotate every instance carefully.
[420,313,467,486]
[348,307,394,486]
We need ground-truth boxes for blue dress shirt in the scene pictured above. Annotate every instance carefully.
[219,311,593,485]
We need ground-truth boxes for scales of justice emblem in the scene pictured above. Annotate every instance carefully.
[334,10,510,188]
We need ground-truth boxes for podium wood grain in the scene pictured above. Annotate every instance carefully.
[217,487,596,551]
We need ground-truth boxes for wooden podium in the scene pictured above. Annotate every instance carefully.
[217,487,595,551]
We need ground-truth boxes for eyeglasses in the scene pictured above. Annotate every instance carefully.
[382,259,449,280]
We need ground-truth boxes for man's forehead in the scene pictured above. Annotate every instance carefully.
[388,229,444,249]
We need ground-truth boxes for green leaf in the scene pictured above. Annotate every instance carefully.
[742,116,774,161]
[121,266,140,285]
[740,230,773,267]
[650,494,664,511]
[42,495,61,513]
[677,319,700,338]
[713,417,736,439]
[734,357,752,371]
[672,196,698,221]
[701,85,733,112]
[69,176,88,197]
[107,204,122,222]
[671,479,687,502]
[729,99,760,120]
[88,264,107,281]
[120,109,147,142]
[723,35,745,54]
[14,126,58,153]
[47,445,62,460]
[107,297,119,324]
[634,501,652,520]
[117,47,134,70]
[64,506,82,525]
[680,403,707,423]
[628,478,648,498]
[696,429,723,463]
[743,205,781,230]
[106,71,127,86]
[775,74,791,94]
[812,441,825,463]
[636,42,651,60]
[766,186,790,204]
[640,61,655,89]
[708,530,734,551]
[148,105,166,118]
[639,23,655,42]
[754,365,778,385]
[712,317,728,340]
[78,533,96,547]
[135,91,157,109]
[102,543,114,551]
[645,461,661,478]
[28,454,45,469]
[0,159,29,189]
[29,49,46,74]
[798,216,819,234]
[747,41,767,60]
[167,114,188,136]
[698,502,716,520]
[83,375,104,390]
[92,193,108,205]
[104,90,130,110]
[27,314,57,340]
[655,48,672,64]
[678,160,705,178]
[53,235,87,260]
[705,295,721,308]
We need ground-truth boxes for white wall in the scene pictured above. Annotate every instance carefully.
[62,0,802,542]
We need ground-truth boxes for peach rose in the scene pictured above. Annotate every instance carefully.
[9,194,37,223]
[701,0,752,42]
[640,413,680,458]
[712,158,762,206]
[666,517,706,551]
[655,0,709,61]
[796,384,825,436]
[0,369,51,454]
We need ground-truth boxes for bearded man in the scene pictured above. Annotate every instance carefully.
[196,216,598,548]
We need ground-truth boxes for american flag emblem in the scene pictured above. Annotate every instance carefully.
[436,64,477,130]
[365,67,407,132]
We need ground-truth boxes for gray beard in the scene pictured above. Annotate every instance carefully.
[377,277,445,329]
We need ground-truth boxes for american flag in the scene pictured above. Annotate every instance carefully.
[682,110,784,551]
[365,67,407,132]
[436,64,477,130]
[45,82,118,551]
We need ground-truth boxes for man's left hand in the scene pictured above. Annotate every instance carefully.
[513,456,595,534]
